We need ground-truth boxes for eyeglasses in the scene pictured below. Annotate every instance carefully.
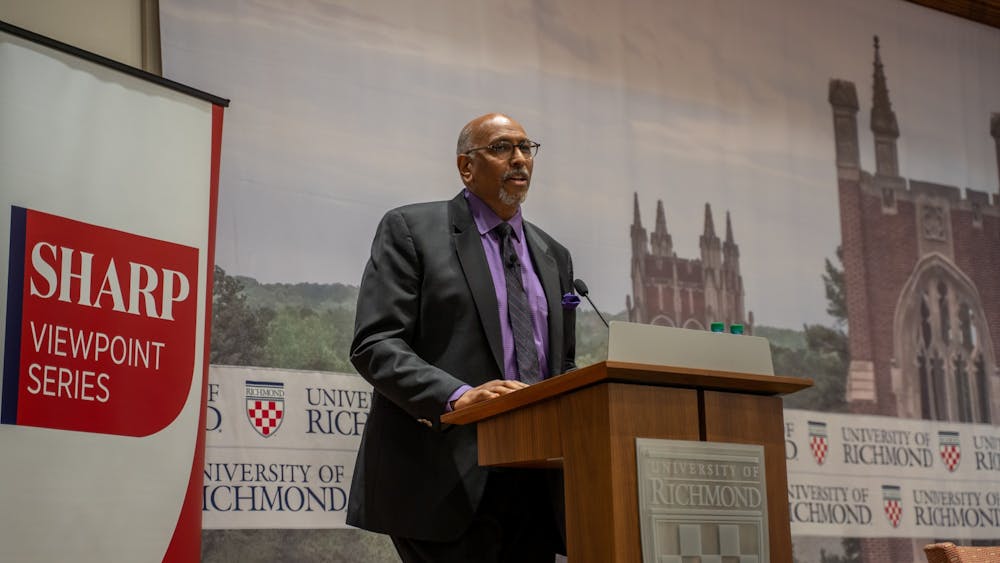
[464,139,541,159]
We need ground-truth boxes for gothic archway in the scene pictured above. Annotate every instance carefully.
[682,318,705,331]
[893,254,996,422]
[650,314,675,327]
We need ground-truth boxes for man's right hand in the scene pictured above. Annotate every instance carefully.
[451,379,528,410]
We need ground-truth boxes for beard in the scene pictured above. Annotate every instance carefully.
[498,186,528,207]
[499,166,530,206]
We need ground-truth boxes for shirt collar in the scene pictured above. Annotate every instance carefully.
[464,188,524,240]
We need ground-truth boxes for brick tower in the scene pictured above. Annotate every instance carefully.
[626,194,751,332]
[829,36,1000,563]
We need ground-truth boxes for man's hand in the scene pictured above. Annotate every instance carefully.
[452,379,528,410]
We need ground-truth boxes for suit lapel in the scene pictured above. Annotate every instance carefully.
[449,194,504,374]
[524,222,563,375]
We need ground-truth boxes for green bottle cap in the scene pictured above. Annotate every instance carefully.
[710,322,725,333]
[729,324,744,335]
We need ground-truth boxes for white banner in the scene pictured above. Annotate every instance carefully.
[203,365,371,529]
[785,409,1000,539]
[203,385,1000,540]
[203,369,1000,542]
[0,24,223,562]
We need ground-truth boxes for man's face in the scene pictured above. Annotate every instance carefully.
[458,116,534,220]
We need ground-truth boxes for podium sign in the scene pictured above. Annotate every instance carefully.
[637,438,769,563]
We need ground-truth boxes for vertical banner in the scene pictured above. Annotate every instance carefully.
[0,23,226,562]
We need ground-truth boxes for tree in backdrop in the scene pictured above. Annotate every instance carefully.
[574,309,628,368]
[209,273,357,372]
[262,306,354,372]
[823,246,847,325]
[819,538,862,563]
[210,265,271,365]
[777,247,849,412]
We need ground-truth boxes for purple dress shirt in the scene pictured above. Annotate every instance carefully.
[446,190,550,410]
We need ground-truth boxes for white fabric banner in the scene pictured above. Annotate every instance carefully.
[202,380,1000,541]
[202,366,1000,539]
[203,365,371,529]
[0,26,220,562]
[785,409,1000,539]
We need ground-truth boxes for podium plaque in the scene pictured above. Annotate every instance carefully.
[637,438,769,563]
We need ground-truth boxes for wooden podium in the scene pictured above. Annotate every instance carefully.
[441,360,812,563]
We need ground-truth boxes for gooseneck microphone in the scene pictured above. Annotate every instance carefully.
[573,278,609,328]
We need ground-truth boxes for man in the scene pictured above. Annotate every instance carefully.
[347,113,577,562]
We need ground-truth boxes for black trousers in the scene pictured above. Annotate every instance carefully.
[391,469,565,563]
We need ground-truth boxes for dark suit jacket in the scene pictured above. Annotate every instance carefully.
[346,191,576,541]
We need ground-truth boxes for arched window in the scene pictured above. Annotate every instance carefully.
[682,318,705,331]
[895,255,995,423]
[650,315,675,328]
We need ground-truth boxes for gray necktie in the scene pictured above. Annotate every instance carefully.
[496,222,540,384]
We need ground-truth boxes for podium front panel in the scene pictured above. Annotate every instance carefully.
[561,383,700,563]
[703,390,792,563]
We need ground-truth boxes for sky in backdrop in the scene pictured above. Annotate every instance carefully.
[161,0,1000,329]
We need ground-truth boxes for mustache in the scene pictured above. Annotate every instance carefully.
[503,167,530,181]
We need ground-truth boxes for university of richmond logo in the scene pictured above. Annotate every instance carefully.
[882,485,902,528]
[808,420,829,465]
[939,430,961,472]
[245,381,284,437]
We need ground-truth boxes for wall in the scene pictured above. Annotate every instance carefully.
[0,0,141,67]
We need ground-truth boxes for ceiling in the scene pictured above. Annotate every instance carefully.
[906,0,1000,29]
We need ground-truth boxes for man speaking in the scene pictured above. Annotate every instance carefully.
[347,113,577,562]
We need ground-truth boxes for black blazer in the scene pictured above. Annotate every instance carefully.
[347,192,576,541]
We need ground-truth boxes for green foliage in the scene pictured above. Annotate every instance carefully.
[210,266,271,365]
[237,276,358,312]
[774,324,848,412]
[754,325,807,350]
[823,246,847,326]
[261,306,354,372]
[573,309,627,368]
[805,324,848,360]
[776,248,850,412]
[820,538,862,563]
[209,268,355,372]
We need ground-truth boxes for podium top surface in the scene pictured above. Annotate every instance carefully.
[440,360,812,426]
[607,321,774,375]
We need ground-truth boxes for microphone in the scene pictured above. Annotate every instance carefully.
[573,278,609,328]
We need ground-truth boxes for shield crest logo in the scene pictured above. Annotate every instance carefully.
[882,485,902,528]
[939,431,961,472]
[245,380,285,437]
[808,421,828,465]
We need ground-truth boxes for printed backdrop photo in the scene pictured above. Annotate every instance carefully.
[159,1,1000,561]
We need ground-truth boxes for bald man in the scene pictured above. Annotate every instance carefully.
[347,114,577,562]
